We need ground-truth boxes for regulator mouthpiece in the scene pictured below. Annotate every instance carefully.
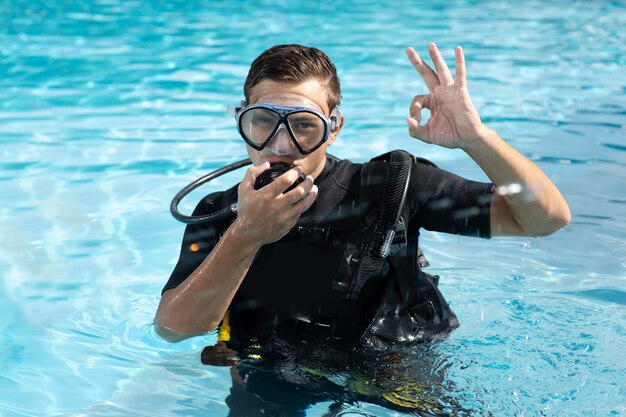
[254,163,306,192]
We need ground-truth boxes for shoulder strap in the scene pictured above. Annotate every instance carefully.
[368,149,414,257]
[403,155,438,270]
[341,150,414,300]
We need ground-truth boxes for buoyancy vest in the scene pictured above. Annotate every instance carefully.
[329,150,459,348]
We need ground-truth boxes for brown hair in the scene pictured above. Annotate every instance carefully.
[243,44,342,112]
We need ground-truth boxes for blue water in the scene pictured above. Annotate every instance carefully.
[1,1,625,416]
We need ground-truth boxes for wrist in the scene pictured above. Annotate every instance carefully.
[223,218,264,256]
[461,125,498,153]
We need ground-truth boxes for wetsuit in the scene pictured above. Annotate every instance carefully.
[163,153,494,348]
[164,153,495,416]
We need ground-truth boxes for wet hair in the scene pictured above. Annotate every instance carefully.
[243,44,342,112]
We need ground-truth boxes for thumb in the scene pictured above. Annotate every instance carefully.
[407,118,429,141]
[241,161,270,190]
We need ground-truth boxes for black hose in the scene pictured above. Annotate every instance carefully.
[170,158,251,224]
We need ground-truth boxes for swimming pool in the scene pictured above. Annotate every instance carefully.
[1,0,625,415]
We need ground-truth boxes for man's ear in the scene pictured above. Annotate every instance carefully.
[326,114,344,146]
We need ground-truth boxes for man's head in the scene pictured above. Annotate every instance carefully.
[244,44,341,112]
[240,45,344,178]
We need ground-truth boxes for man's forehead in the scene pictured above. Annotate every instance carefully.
[248,79,330,113]
[252,95,324,112]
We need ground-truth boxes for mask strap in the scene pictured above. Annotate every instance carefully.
[227,100,248,117]
[329,107,342,131]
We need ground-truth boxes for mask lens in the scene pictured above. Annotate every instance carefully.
[286,111,326,152]
[240,108,280,146]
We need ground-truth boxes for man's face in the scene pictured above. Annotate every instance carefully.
[245,79,342,178]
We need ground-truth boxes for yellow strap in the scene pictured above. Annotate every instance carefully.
[217,309,231,342]
[382,385,442,411]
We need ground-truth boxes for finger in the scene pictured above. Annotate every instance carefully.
[285,184,318,217]
[241,162,270,190]
[282,175,314,205]
[409,94,430,121]
[407,118,430,142]
[454,46,466,88]
[263,165,305,195]
[409,102,421,124]
[406,47,439,91]
[428,42,453,85]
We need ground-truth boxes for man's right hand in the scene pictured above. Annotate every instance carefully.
[233,162,318,247]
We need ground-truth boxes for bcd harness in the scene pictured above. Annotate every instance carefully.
[218,150,459,349]
[333,150,459,348]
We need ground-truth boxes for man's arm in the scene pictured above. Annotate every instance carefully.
[155,163,317,342]
[465,128,570,236]
[155,225,260,342]
[405,43,570,236]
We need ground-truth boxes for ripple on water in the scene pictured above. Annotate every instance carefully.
[442,289,625,398]
[554,288,626,306]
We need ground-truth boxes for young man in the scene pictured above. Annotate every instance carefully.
[155,43,570,348]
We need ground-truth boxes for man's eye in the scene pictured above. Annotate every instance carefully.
[253,116,275,126]
[291,117,320,130]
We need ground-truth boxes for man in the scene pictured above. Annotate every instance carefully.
[154,43,570,347]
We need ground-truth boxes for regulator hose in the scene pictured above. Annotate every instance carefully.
[170,159,305,225]
[170,158,251,224]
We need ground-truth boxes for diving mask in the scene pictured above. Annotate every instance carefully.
[231,102,341,155]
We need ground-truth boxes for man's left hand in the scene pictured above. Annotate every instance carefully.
[406,42,486,149]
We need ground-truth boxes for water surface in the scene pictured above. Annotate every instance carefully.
[1,1,625,416]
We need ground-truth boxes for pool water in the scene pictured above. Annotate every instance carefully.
[1,1,625,416]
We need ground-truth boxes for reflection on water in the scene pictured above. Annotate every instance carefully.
[201,334,476,417]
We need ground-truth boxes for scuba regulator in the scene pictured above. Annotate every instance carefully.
[254,163,306,192]
[170,160,305,224]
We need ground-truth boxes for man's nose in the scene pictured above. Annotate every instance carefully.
[265,124,296,155]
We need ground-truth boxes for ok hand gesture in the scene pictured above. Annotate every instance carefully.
[406,43,487,149]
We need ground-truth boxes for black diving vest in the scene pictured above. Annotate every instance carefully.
[328,150,459,348]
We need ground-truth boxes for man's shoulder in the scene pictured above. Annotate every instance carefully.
[324,152,417,193]
[323,154,364,193]
[330,151,444,197]
[328,153,405,185]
